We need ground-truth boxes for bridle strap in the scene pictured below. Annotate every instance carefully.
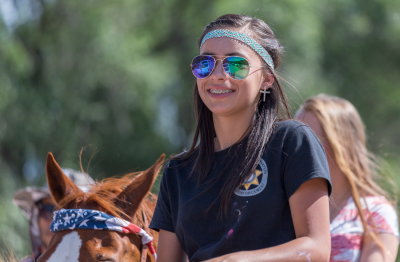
[140,245,149,262]
[140,210,149,262]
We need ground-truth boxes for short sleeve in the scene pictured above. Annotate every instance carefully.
[283,124,331,198]
[367,197,399,237]
[149,162,176,232]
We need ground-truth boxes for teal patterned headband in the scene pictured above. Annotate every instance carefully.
[200,29,275,70]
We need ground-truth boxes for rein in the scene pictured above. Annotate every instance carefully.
[50,209,157,260]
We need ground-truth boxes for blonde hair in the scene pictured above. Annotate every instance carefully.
[297,94,392,248]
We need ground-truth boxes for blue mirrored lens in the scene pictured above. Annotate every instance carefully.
[191,56,215,79]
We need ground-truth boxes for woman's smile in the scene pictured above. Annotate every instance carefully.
[207,85,235,97]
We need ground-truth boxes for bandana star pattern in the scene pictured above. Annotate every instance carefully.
[51,209,156,257]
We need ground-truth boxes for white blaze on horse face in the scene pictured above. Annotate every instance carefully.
[48,231,82,262]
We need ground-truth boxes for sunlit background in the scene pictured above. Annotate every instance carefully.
[0,0,399,259]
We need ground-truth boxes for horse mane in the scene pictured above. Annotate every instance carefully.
[56,171,156,228]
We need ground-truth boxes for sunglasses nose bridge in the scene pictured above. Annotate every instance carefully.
[211,58,228,78]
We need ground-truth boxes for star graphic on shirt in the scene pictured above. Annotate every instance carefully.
[242,169,262,190]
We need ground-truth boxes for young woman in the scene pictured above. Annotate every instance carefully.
[150,14,332,262]
[295,94,399,262]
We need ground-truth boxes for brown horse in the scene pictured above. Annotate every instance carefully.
[38,153,164,262]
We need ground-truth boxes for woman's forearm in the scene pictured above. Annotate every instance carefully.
[203,236,330,262]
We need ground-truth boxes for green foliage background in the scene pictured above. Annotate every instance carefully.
[0,0,399,259]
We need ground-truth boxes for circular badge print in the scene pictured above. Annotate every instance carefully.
[234,159,268,197]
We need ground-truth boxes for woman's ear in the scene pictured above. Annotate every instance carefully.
[262,72,275,88]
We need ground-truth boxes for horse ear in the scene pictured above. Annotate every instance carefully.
[116,154,165,219]
[46,152,83,204]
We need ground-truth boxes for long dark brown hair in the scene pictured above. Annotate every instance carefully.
[177,14,291,217]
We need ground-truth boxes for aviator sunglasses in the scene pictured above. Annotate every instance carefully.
[191,55,265,80]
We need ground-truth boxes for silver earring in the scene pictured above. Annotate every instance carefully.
[260,88,270,102]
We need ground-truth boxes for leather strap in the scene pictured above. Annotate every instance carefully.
[140,210,150,262]
[140,245,149,262]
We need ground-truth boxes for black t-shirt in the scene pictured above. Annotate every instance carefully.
[150,120,331,261]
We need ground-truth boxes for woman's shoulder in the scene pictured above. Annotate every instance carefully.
[270,119,316,144]
[333,195,399,237]
[345,195,395,209]
[363,195,399,236]
[274,119,311,135]
[276,119,306,128]
[162,149,198,177]
[168,150,196,165]
[344,195,398,223]
[362,195,397,213]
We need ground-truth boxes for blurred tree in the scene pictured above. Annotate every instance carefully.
[0,0,181,181]
[318,0,400,154]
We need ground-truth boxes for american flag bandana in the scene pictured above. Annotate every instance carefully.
[51,209,156,258]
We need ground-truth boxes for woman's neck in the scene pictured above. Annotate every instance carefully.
[213,111,254,151]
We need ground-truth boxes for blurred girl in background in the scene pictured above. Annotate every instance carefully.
[296,94,399,262]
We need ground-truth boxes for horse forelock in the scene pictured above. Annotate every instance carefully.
[56,171,157,226]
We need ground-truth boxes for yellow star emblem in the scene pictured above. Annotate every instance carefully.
[242,169,262,190]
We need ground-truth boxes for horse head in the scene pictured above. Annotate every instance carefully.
[38,153,165,262]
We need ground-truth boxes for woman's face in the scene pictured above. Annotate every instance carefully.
[197,34,270,118]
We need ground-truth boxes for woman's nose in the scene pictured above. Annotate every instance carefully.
[210,60,227,79]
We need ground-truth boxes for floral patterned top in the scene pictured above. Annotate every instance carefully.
[330,196,399,262]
